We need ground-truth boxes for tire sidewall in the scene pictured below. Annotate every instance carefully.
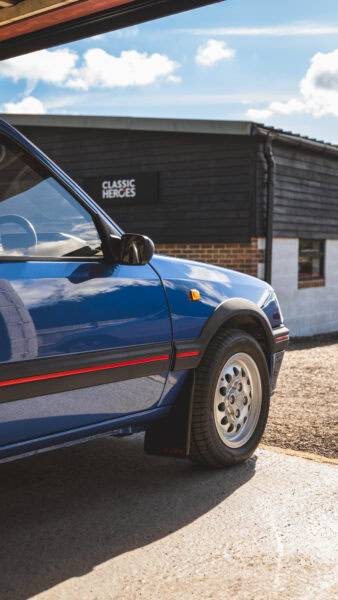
[200,331,270,464]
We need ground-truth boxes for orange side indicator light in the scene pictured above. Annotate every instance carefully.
[190,289,200,301]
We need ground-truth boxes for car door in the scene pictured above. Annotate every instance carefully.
[0,129,172,448]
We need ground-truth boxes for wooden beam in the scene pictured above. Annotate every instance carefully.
[0,1,20,8]
[0,0,135,36]
[0,1,82,26]
[0,0,224,59]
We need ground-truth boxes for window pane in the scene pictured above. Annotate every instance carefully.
[0,135,103,258]
[298,239,324,280]
[299,239,321,253]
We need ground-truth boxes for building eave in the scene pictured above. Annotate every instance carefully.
[1,113,337,156]
[0,114,255,137]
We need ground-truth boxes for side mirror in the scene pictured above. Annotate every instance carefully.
[92,213,155,266]
[119,233,155,266]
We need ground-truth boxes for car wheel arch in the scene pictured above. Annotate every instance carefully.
[198,298,274,363]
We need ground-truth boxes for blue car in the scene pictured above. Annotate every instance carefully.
[0,119,289,468]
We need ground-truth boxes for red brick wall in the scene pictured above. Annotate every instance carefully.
[155,238,265,277]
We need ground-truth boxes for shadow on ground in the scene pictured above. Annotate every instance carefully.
[288,330,338,351]
[0,434,256,600]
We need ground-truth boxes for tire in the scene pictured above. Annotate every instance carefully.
[189,328,270,468]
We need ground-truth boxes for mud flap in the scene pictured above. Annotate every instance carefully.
[144,371,195,459]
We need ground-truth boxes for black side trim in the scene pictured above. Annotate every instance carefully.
[173,342,201,370]
[271,325,290,352]
[0,342,171,404]
[173,298,289,371]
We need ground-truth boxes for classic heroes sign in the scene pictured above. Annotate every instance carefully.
[84,173,158,205]
[102,178,136,199]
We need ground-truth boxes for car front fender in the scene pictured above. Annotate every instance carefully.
[173,297,289,371]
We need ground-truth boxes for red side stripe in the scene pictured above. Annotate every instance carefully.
[176,351,200,358]
[0,355,170,388]
[275,335,289,342]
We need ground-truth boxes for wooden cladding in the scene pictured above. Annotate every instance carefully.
[257,141,338,240]
[19,125,256,244]
[14,121,338,244]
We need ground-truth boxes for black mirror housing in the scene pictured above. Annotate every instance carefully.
[119,233,155,266]
[93,213,155,266]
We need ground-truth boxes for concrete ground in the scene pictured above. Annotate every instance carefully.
[0,435,336,600]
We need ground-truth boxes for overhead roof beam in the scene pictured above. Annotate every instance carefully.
[0,0,224,60]
[0,2,82,26]
[0,0,21,7]
[0,1,125,30]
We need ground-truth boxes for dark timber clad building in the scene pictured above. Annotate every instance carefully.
[2,114,338,336]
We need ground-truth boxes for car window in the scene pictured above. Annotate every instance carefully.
[0,133,103,259]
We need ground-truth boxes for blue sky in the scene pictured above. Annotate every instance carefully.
[1,0,338,142]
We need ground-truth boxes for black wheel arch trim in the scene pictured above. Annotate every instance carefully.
[173,298,289,371]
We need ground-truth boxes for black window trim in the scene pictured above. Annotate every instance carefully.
[0,130,121,264]
[298,238,325,282]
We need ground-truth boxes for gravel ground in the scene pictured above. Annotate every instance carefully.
[263,333,338,459]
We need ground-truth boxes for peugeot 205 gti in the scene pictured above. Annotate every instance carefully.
[0,119,289,468]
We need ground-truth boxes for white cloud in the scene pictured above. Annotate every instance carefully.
[183,25,338,36]
[269,99,307,115]
[299,49,338,116]
[167,75,181,83]
[42,91,291,112]
[0,46,179,93]
[247,108,273,121]
[195,39,235,66]
[91,27,139,42]
[0,49,78,93]
[247,49,338,121]
[3,96,46,114]
[66,48,179,90]
[112,27,139,39]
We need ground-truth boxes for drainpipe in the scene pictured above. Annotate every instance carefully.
[263,133,275,284]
